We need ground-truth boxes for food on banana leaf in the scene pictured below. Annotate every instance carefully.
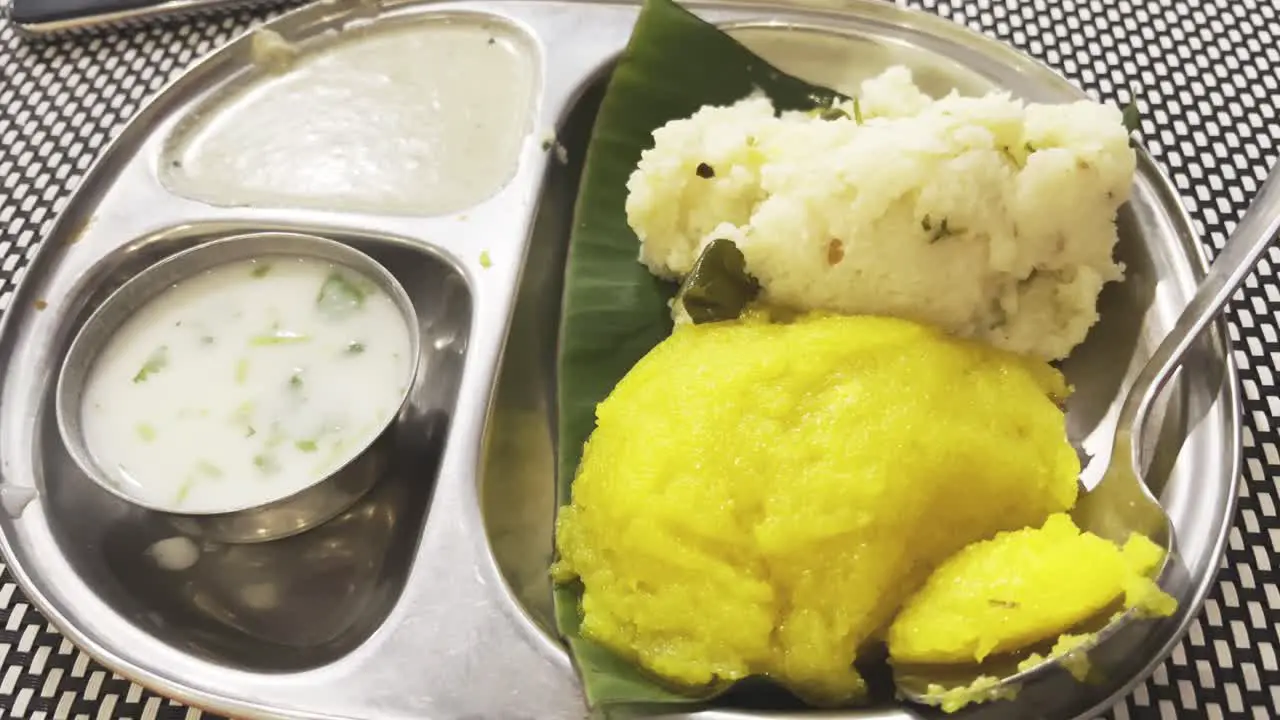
[626,65,1136,361]
[552,313,1081,706]
[552,0,1169,712]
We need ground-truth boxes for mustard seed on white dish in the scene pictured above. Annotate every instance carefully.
[625,66,1135,360]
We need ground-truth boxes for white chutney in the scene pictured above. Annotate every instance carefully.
[161,18,537,216]
[79,255,414,514]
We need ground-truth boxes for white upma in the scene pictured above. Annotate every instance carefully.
[625,66,1135,360]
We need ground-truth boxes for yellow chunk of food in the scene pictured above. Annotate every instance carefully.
[1017,633,1094,682]
[918,634,1095,715]
[552,313,1080,706]
[887,513,1176,666]
[924,676,1018,715]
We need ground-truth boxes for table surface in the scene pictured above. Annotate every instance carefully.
[0,0,1277,718]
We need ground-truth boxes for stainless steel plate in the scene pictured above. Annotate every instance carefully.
[0,1,1240,719]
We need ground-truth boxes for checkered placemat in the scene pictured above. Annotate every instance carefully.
[0,0,1277,718]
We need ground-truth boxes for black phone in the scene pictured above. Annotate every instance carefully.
[6,0,292,37]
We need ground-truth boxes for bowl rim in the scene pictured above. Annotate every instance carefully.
[51,230,424,519]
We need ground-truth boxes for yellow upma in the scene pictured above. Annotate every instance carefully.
[888,513,1176,666]
[552,313,1080,705]
[1017,633,1094,682]
[925,676,1019,714]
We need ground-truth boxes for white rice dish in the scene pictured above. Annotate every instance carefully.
[625,66,1136,360]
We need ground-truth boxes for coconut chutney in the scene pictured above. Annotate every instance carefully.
[162,17,537,216]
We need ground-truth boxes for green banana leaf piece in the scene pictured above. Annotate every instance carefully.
[553,0,847,709]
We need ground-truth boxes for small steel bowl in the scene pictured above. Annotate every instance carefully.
[54,231,422,544]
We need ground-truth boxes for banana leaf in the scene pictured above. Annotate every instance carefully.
[553,0,846,708]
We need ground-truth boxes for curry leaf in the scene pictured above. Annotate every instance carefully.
[678,239,761,324]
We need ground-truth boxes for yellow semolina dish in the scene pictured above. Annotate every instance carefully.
[551,312,1083,706]
[888,512,1177,668]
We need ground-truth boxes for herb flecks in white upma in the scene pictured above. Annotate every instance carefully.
[625,66,1135,361]
[551,313,1080,705]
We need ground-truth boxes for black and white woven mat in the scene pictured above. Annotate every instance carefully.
[0,0,1277,718]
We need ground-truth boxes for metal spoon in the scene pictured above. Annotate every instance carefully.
[895,163,1280,708]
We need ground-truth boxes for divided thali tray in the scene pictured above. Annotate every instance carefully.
[0,0,1241,719]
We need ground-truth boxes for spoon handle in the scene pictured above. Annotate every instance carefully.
[1120,164,1280,441]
